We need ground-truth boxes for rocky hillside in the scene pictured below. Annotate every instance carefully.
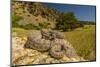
[12,1,61,28]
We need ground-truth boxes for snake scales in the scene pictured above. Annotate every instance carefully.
[24,29,78,59]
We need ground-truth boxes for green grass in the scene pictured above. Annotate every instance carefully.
[64,25,96,60]
[12,28,38,37]
[12,28,28,37]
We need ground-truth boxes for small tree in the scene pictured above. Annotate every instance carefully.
[56,12,81,31]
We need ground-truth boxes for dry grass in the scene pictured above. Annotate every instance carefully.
[64,25,96,60]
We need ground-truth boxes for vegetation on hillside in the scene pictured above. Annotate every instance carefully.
[12,1,85,31]
[12,13,22,27]
[12,11,85,31]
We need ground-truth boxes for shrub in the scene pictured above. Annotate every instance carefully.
[39,22,50,29]
[12,13,22,27]
[56,12,83,31]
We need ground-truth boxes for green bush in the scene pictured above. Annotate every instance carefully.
[56,12,84,31]
[12,13,22,27]
[39,22,50,29]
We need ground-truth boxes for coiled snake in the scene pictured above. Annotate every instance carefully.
[24,29,78,59]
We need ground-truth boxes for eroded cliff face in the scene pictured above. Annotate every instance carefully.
[12,1,61,28]
[12,30,85,65]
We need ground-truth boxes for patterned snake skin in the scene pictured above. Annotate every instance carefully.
[24,29,78,59]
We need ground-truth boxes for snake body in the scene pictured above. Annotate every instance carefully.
[49,39,65,59]
[24,29,78,59]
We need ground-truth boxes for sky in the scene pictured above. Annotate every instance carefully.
[43,3,96,22]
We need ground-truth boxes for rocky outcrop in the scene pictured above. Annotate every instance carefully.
[12,1,60,28]
[24,29,78,59]
[12,1,60,22]
[12,31,85,65]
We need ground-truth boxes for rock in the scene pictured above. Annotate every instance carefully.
[51,59,60,63]
[70,58,80,62]
[12,36,28,63]
[61,55,71,62]
[12,30,85,65]
[45,58,54,63]
[12,32,17,37]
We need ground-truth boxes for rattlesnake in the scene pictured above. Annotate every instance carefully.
[24,29,78,59]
